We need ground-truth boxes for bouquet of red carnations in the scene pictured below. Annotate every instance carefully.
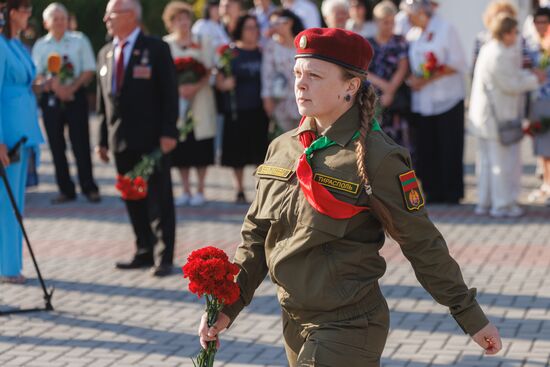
[216,44,239,121]
[173,57,208,141]
[182,246,240,367]
[115,149,162,200]
[419,51,444,79]
[174,57,208,85]
[216,44,238,77]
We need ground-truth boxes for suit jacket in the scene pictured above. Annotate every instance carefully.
[0,36,44,148]
[96,31,178,153]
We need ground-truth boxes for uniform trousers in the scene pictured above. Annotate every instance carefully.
[114,150,176,265]
[40,89,98,197]
[476,137,521,211]
[0,147,29,276]
[282,300,389,367]
[409,101,465,203]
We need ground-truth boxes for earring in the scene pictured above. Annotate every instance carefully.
[344,94,351,102]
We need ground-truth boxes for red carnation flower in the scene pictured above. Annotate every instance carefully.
[182,246,241,366]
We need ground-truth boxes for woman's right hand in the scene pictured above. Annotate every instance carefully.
[198,312,231,349]
[471,322,502,355]
[0,144,10,168]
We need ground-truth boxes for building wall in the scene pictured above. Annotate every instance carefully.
[437,0,533,69]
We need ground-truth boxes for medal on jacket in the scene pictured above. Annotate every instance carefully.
[296,116,381,219]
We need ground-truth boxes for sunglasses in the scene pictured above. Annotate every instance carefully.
[269,17,290,27]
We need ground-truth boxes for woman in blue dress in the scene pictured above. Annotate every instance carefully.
[0,0,44,284]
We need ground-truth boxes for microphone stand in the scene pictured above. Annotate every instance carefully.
[0,138,54,315]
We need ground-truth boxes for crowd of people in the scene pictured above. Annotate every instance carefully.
[0,0,549,281]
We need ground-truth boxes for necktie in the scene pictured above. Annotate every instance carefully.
[295,116,381,219]
[115,41,128,93]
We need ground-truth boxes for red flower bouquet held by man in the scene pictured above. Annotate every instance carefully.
[115,149,162,200]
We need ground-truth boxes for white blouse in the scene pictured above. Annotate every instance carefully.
[407,15,467,116]
[163,34,217,140]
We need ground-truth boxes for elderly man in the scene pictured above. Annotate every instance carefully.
[96,0,178,277]
[321,0,349,29]
[32,3,100,204]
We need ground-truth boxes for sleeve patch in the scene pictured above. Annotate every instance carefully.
[256,164,293,180]
[398,170,425,211]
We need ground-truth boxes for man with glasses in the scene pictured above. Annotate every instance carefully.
[32,2,100,204]
[96,0,179,277]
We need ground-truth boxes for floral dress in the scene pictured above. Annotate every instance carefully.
[367,35,409,147]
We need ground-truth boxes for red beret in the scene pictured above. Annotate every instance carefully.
[294,28,374,75]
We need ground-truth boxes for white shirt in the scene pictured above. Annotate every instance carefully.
[407,15,467,116]
[394,10,411,36]
[112,27,141,92]
[345,19,376,39]
[285,0,321,29]
[32,31,96,78]
[113,27,141,68]
[192,19,230,49]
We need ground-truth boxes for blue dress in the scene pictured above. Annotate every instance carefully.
[0,35,44,277]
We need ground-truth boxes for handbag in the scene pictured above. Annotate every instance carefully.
[484,83,524,146]
[495,118,524,145]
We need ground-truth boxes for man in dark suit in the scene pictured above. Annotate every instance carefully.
[96,0,178,277]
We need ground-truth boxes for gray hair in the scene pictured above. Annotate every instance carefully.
[108,0,143,21]
[321,0,349,19]
[126,0,143,21]
[373,0,397,19]
[400,0,432,16]
[42,2,68,22]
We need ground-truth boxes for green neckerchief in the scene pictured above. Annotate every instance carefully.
[305,119,382,164]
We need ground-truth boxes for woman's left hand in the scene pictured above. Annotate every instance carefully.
[471,322,502,355]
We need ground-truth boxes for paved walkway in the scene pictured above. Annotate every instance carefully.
[0,117,549,367]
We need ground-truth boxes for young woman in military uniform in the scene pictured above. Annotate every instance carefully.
[197,28,502,365]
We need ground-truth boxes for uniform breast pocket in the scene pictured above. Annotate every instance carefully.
[255,162,295,220]
[297,167,363,238]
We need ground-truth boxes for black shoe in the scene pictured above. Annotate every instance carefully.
[151,264,174,277]
[85,191,101,203]
[115,257,154,270]
[50,194,76,205]
[235,191,247,205]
